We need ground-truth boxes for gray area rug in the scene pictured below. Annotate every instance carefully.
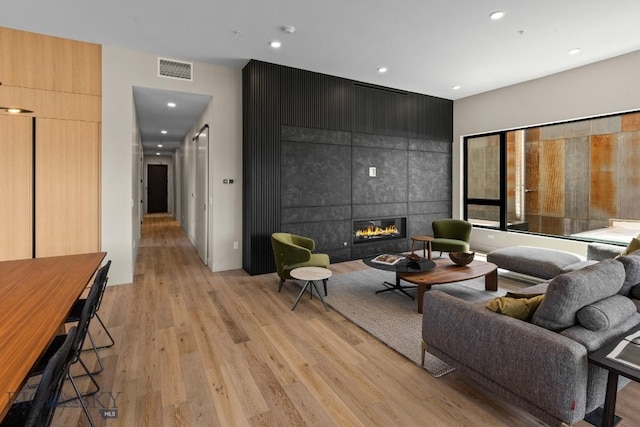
[322,267,532,377]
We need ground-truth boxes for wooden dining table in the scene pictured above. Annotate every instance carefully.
[0,252,106,421]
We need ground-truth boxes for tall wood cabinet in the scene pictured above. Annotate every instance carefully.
[0,115,32,260]
[0,27,101,261]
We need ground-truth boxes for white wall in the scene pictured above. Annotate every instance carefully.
[132,105,143,260]
[173,148,181,221]
[453,49,640,255]
[180,95,243,270]
[102,45,242,285]
[180,131,197,243]
[143,156,174,214]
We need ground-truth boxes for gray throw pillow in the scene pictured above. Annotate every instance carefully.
[616,254,640,296]
[576,295,637,331]
[531,259,625,331]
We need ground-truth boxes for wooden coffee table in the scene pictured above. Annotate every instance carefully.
[398,258,498,313]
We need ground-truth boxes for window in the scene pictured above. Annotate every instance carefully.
[463,111,640,244]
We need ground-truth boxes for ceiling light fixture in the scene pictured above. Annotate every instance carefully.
[270,40,281,49]
[158,144,163,148]
[568,48,581,55]
[452,85,461,90]
[156,152,161,155]
[161,130,167,134]
[377,67,388,73]
[167,102,176,108]
[490,11,505,20]
[1,106,34,114]
[282,26,295,34]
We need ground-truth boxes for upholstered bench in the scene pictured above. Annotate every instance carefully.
[487,246,589,280]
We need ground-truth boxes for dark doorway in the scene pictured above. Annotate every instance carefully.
[147,164,168,213]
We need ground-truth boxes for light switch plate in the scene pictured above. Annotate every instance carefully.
[369,167,376,177]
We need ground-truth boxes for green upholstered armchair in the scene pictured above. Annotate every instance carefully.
[431,219,472,254]
[271,232,331,293]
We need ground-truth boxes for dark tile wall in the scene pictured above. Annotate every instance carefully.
[281,141,352,208]
[280,127,451,262]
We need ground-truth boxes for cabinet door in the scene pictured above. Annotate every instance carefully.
[35,119,100,257]
[0,115,33,261]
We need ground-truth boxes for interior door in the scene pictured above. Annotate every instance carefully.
[195,125,209,265]
[0,114,33,261]
[147,164,168,213]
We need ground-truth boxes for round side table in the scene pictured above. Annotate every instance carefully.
[289,266,332,311]
[411,235,433,259]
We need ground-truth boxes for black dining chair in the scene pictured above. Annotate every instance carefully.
[1,327,77,427]
[29,269,104,427]
[65,260,112,376]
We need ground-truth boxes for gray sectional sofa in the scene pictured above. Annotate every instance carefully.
[422,249,640,426]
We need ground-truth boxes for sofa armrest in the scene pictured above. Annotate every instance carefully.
[422,291,588,423]
[587,243,624,261]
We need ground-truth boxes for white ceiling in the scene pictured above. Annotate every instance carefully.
[3,0,640,152]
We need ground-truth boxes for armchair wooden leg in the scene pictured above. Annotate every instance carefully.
[323,278,328,296]
[421,340,427,366]
[278,278,285,292]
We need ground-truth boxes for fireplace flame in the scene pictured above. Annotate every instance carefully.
[355,225,399,238]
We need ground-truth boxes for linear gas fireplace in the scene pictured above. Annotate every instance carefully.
[353,217,407,244]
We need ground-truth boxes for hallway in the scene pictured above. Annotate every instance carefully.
[52,214,640,426]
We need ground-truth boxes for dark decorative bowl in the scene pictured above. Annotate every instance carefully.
[449,251,475,266]
[406,253,420,262]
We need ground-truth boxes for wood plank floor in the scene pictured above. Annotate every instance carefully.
[53,214,640,426]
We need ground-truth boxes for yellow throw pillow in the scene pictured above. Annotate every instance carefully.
[485,294,545,321]
[618,236,640,257]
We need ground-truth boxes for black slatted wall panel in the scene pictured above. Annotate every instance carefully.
[280,67,352,130]
[242,61,282,274]
[352,84,411,137]
[243,60,454,275]
[433,97,454,141]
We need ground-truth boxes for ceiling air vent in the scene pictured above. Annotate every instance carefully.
[158,57,193,81]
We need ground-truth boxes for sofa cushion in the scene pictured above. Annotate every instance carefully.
[487,246,584,279]
[531,259,625,331]
[576,295,637,331]
[616,254,640,297]
[485,294,545,321]
[562,260,598,273]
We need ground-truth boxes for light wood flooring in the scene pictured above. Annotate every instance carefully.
[53,214,640,426]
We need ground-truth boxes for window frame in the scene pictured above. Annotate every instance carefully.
[461,110,639,246]
[463,131,507,230]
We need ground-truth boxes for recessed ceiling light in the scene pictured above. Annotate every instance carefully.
[568,48,581,55]
[158,144,163,148]
[282,26,295,34]
[270,41,281,49]
[490,11,505,20]
[156,153,161,156]
[377,67,388,73]
[161,130,167,134]
[452,85,461,90]
[167,102,176,108]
